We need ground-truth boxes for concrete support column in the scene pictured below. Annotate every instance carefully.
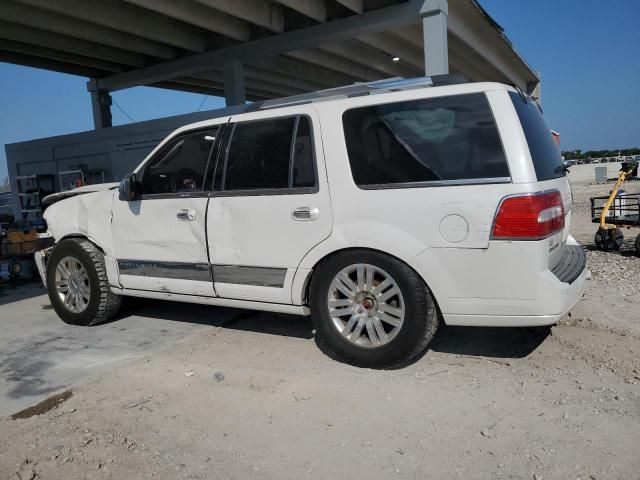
[223,59,246,106]
[421,0,449,76]
[527,80,541,103]
[89,83,113,129]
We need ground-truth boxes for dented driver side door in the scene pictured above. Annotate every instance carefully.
[111,123,225,296]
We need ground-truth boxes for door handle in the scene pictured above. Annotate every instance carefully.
[176,208,196,221]
[292,207,319,221]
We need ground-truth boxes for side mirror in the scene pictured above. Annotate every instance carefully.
[118,173,139,201]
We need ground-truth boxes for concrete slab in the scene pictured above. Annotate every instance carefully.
[0,282,246,417]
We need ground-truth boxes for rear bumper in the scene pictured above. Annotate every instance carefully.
[411,235,588,327]
[442,263,587,326]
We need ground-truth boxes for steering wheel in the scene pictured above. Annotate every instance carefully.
[170,168,201,192]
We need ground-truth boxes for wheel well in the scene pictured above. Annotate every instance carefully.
[302,247,439,310]
[58,234,104,253]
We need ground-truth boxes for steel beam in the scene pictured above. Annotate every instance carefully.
[223,60,246,106]
[90,87,113,129]
[250,56,357,88]
[14,0,209,52]
[356,32,424,73]
[289,47,383,81]
[276,0,327,23]
[0,50,104,78]
[95,0,426,92]
[240,65,327,92]
[447,33,509,83]
[194,0,285,33]
[336,0,363,14]
[446,0,537,90]
[198,69,302,98]
[0,20,148,68]
[0,1,178,59]
[0,38,124,72]
[123,0,250,42]
[527,81,541,102]
[317,41,416,78]
[389,23,423,49]
[421,0,449,75]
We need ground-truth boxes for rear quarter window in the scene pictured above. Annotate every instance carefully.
[342,93,509,188]
[509,92,564,181]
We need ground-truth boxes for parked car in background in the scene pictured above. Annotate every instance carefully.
[35,77,587,368]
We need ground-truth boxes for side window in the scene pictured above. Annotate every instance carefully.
[342,93,509,187]
[140,127,218,195]
[508,92,564,181]
[222,116,316,192]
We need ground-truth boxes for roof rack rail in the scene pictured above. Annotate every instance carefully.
[258,74,469,110]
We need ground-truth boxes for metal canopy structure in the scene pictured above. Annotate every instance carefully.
[0,0,539,129]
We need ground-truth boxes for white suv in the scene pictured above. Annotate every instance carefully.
[37,76,586,368]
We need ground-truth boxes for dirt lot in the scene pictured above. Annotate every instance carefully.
[1,163,639,480]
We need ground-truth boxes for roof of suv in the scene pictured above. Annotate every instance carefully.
[173,76,517,136]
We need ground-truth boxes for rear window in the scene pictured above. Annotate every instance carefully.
[509,92,564,181]
[342,93,509,188]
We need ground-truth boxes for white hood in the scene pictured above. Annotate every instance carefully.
[42,182,119,207]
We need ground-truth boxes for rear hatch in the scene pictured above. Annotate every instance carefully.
[509,91,571,269]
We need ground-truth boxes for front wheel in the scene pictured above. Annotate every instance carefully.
[46,238,122,326]
[310,250,438,368]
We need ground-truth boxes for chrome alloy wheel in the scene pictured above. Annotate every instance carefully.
[55,256,91,314]
[327,264,405,348]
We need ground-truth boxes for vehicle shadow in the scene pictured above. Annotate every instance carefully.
[584,242,639,257]
[0,281,47,306]
[120,297,314,339]
[428,324,551,359]
[121,298,550,366]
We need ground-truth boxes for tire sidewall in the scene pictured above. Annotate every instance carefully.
[310,251,435,367]
[46,240,103,326]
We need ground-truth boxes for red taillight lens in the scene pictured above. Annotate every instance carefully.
[492,191,565,239]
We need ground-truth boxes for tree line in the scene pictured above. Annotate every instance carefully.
[562,148,640,160]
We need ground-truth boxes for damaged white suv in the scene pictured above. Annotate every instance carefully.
[37,76,586,368]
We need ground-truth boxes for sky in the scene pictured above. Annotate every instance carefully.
[1,0,640,182]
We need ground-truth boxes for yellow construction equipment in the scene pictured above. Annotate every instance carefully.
[591,168,640,253]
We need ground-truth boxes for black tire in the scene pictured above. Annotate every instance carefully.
[594,229,606,251]
[609,228,624,251]
[635,234,640,257]
[595,228,624,251]
[46,238,122,326]
[309,250,438,369]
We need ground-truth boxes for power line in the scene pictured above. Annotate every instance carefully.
[112,98,136,123]
[196,95,208,112]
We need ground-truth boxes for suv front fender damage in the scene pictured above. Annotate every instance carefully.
[43,189,117,257]
[37,188,119,288]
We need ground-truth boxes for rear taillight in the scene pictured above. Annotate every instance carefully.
[492,190,564,240]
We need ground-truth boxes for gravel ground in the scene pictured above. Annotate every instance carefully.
[1,163,639,480]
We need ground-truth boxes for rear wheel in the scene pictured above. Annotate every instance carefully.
[310,250,438,368]
[46,238,122,326]
[635,234,640,257]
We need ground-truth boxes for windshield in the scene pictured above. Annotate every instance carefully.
[509,92,564,180]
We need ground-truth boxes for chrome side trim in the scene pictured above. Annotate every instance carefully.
[213,264,287,287]
[117,260,211,282]
[357,177,511,190]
